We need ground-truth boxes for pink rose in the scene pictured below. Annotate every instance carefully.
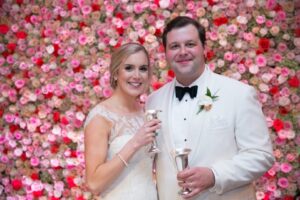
[280,163,293,173]
[78,34,87,45]
[30,157,40,167]
[256,55,267,67]
[15,79,26,89]
[133,3,144,14]
[224,52,233,61]
[256,15,266,24]
[277,177,289,189]
[272,53,282,62]
[102,88,113,98]
[81,5,92,15]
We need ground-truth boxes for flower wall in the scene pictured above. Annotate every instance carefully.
[0,0,299,199]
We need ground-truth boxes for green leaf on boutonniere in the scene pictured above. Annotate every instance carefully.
[197,88,219,114]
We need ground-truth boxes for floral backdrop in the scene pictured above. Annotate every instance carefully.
[0,0,299,199]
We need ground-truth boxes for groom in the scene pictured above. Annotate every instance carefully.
[146,16,274,200]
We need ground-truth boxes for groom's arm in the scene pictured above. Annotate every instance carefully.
[209,86,275,194]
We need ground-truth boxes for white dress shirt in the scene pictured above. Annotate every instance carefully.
[171,68,208,149]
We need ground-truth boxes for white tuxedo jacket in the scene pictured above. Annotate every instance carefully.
[146,68,274,200]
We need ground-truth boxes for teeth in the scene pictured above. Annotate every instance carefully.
[129,82,141,87]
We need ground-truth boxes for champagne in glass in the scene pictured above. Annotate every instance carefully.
[145,109,161,155]
[174,148,192,195]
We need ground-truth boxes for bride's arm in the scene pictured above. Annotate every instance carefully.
[84,115,160,195]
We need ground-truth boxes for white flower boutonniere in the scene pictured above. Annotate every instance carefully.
[197,88,219,114]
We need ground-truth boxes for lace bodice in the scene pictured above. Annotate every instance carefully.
[84,104,157,200]
[84,104,144,144]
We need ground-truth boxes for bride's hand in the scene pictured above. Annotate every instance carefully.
[129,119,161,150]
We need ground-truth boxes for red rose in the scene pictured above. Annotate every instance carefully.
[66,176,76,188]
[115,12,123,19]
[79,22,86,29]
[0,24,9,34]
[33,190,43,198]
[12,178,22,190]
[31,173,39,180]
[167,69,175,78]
[63,137,72,144]
[279,107,289,115]
[16,0,23,4]
[116,27,124,35]
[92,79,99,86]
[35,57,44,66]
[44,92,53,99]
[152,81,164,90]
[15,31,27,39]
[269,86,279,95]
[61,116,69,125]
[73,65,83,73]
[53,111,60,122]
[154,29,161,37]
[258,38,270,51]
[76,196,85,200]
[9,124,19,133]
[51,144,59,154]
[213,17,228,26]
[67,1,73,10]
[7,43,17,52]
[206,50,215,61]
[288,76,299,88]
[295,28,300,37]
[0,108,3,118]
[138,37,145,44]
[283,196,294,200]
[273,119,284,132]
[207,0,215,6]
[91,3,101,11]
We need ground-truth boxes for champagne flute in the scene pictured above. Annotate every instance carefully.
[174,148,192,195]
[145,109,161,155]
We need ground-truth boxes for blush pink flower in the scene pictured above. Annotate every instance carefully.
[249,64,259,74]
[78,34,87,45]
[133,3,144,14]
[256,54,267,67]
[4,113,15,123]
[14,79,26,89]
[276,11,286,21]
[256,15,266,24]
[209,31,218,41]
[272,53,282,62]
[102,88,113,98]
[30,157,40,167]
[81,5,92,15]
[280,163,293,173]
[277,177,289,189]
[243,32,254,41]
[224,52,233,61]
[227,24,238,35]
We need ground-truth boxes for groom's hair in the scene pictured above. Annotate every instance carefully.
[162,16,206,48]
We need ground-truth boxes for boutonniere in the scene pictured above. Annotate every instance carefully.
[197,88,219,114]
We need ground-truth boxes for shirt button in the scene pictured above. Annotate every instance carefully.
[184,118,186,120]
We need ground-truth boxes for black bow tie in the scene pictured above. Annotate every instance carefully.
[175,85,198,101]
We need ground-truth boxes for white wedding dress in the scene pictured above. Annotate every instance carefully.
[84,104,157,200]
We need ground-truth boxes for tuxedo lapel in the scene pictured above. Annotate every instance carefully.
[158,80,177,166]
[187,69,216,166]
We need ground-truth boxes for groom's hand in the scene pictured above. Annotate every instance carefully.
[177,167,215,199]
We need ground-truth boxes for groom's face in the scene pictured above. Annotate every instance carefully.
[165,24,205,86]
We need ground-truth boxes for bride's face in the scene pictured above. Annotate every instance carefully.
[115,51,150,98]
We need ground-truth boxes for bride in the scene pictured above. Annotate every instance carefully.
[84,43,160,200]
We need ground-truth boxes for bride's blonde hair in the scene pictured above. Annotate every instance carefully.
[109,43,150,89]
